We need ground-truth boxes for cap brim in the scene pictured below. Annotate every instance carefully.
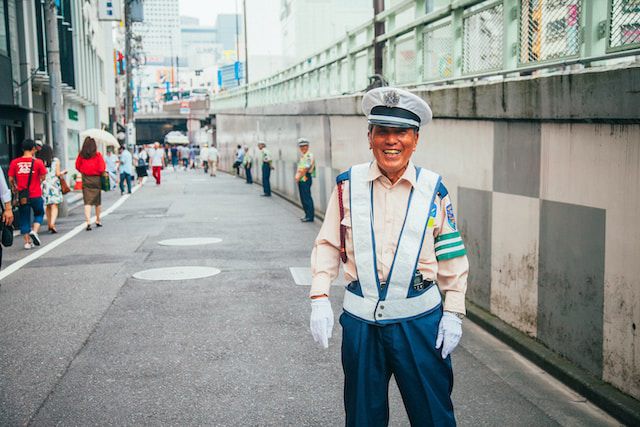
[368,119,418,129]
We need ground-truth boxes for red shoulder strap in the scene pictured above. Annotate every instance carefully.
[337,182,347,264]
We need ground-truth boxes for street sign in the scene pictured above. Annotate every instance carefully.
[97,0,122,21]
[217,62,244,89]
[180,101,190,115]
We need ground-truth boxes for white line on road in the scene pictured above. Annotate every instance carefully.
[0,180,145,281]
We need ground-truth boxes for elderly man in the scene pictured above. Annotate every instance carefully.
[309,87,469,426]
[258,141,273,196]
[295,138,315,222]
[149,142,165,185]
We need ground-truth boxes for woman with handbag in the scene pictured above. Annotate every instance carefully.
[38,144,67,233]
[0,164,14,269]
[75,137,106,231]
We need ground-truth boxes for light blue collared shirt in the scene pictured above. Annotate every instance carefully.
[0,166,11,203]
[119,150,133,175]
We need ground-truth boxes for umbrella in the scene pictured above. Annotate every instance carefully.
[80,129,119,148]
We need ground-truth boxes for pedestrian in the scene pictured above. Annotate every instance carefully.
[187,144,195,169]
[181,145,189,170]
[38,143,67,233]
[8,139,47,249]
[75,137,106,231]
[0,164,14,268]
[308,87,469,426]
[118,146,133,194]
[105,147,119,191]
[149,141,165,185]
[295,138,315,222]
[170,144,179,169]
[207,144,219,177]
[258,141,273,196]
[242,145,252,184]
[233,144,244,176]
[200,144,209,174]
[133,146,148,185]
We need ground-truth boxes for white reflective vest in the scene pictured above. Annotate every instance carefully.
[342,163,443,323]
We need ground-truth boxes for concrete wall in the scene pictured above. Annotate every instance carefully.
[215,66,640,400]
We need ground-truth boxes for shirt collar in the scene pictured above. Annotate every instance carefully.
[368,160,417,187]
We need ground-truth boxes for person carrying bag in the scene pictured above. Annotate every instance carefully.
[8,139,47,250]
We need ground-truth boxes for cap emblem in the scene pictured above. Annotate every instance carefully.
[383,90,400,107]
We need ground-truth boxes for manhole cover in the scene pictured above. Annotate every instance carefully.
[158,237,222,246]
[133,266,221,281]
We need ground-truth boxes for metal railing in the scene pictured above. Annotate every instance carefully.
[211,0,640,112]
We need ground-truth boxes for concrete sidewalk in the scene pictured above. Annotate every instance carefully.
[0,170,619,425]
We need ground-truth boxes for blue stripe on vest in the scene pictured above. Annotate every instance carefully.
[437,182,448,199]
[336,170,350,184]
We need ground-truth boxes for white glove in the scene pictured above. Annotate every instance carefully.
[310,298,334,349]
[435,312,463,359]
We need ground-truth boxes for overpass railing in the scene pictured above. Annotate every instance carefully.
[212,0,640,112]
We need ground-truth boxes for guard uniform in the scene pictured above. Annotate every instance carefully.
[243,150,253,184]
[297,139,315,221]
[309,87,469,426]
[260,143,273,196]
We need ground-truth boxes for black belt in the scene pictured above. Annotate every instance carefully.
[349,278,436,291]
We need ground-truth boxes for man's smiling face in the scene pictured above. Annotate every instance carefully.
[368,125,419,181]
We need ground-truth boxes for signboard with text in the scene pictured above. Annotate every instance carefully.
[98,0,122,21]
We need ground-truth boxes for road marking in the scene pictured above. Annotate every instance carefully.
[289,267,343,287]
[133,266,221,281]
[0,180,144,281]
[157,237,222,246]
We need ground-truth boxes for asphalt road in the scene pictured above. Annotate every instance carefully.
[0,169,619,426]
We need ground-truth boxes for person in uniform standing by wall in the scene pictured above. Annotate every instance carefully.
[242,145,253,184]
[258,141,273,196]
[308,87,469,426]
[295,138,315,222]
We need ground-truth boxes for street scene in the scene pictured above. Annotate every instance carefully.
[1,0,639,425]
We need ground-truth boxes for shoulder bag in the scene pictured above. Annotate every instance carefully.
[18,158,35,206]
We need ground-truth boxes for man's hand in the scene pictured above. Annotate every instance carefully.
[310,297,334,348]
[435,311,463,359]
[2,203,13,225]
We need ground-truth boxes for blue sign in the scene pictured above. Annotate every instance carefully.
[218,62,244,89]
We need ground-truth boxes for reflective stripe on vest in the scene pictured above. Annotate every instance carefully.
[343,162,442,323]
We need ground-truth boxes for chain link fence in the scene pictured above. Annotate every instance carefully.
[424,20,454,80]
[609,0,640,50]
[519,0,582,64]
[395,33,417,84]
[463,1,504,74]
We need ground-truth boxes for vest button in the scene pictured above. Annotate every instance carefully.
[377,313,382,318]
[380,305,385,309]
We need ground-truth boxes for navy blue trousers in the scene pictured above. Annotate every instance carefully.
[245,166,253,184]
[298,176,314,220]
[340,307,456,427]
[262,163,271,195]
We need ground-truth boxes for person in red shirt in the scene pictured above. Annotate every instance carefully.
[75,137,106,230]
[8,139,47,249]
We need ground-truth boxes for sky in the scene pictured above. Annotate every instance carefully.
[178,0,282,56]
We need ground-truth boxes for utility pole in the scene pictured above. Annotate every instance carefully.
[373,0,385,76]
[44,1,65,166]
[125,0,134,147]
[242,0,249,107]
[44,0,68,215]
